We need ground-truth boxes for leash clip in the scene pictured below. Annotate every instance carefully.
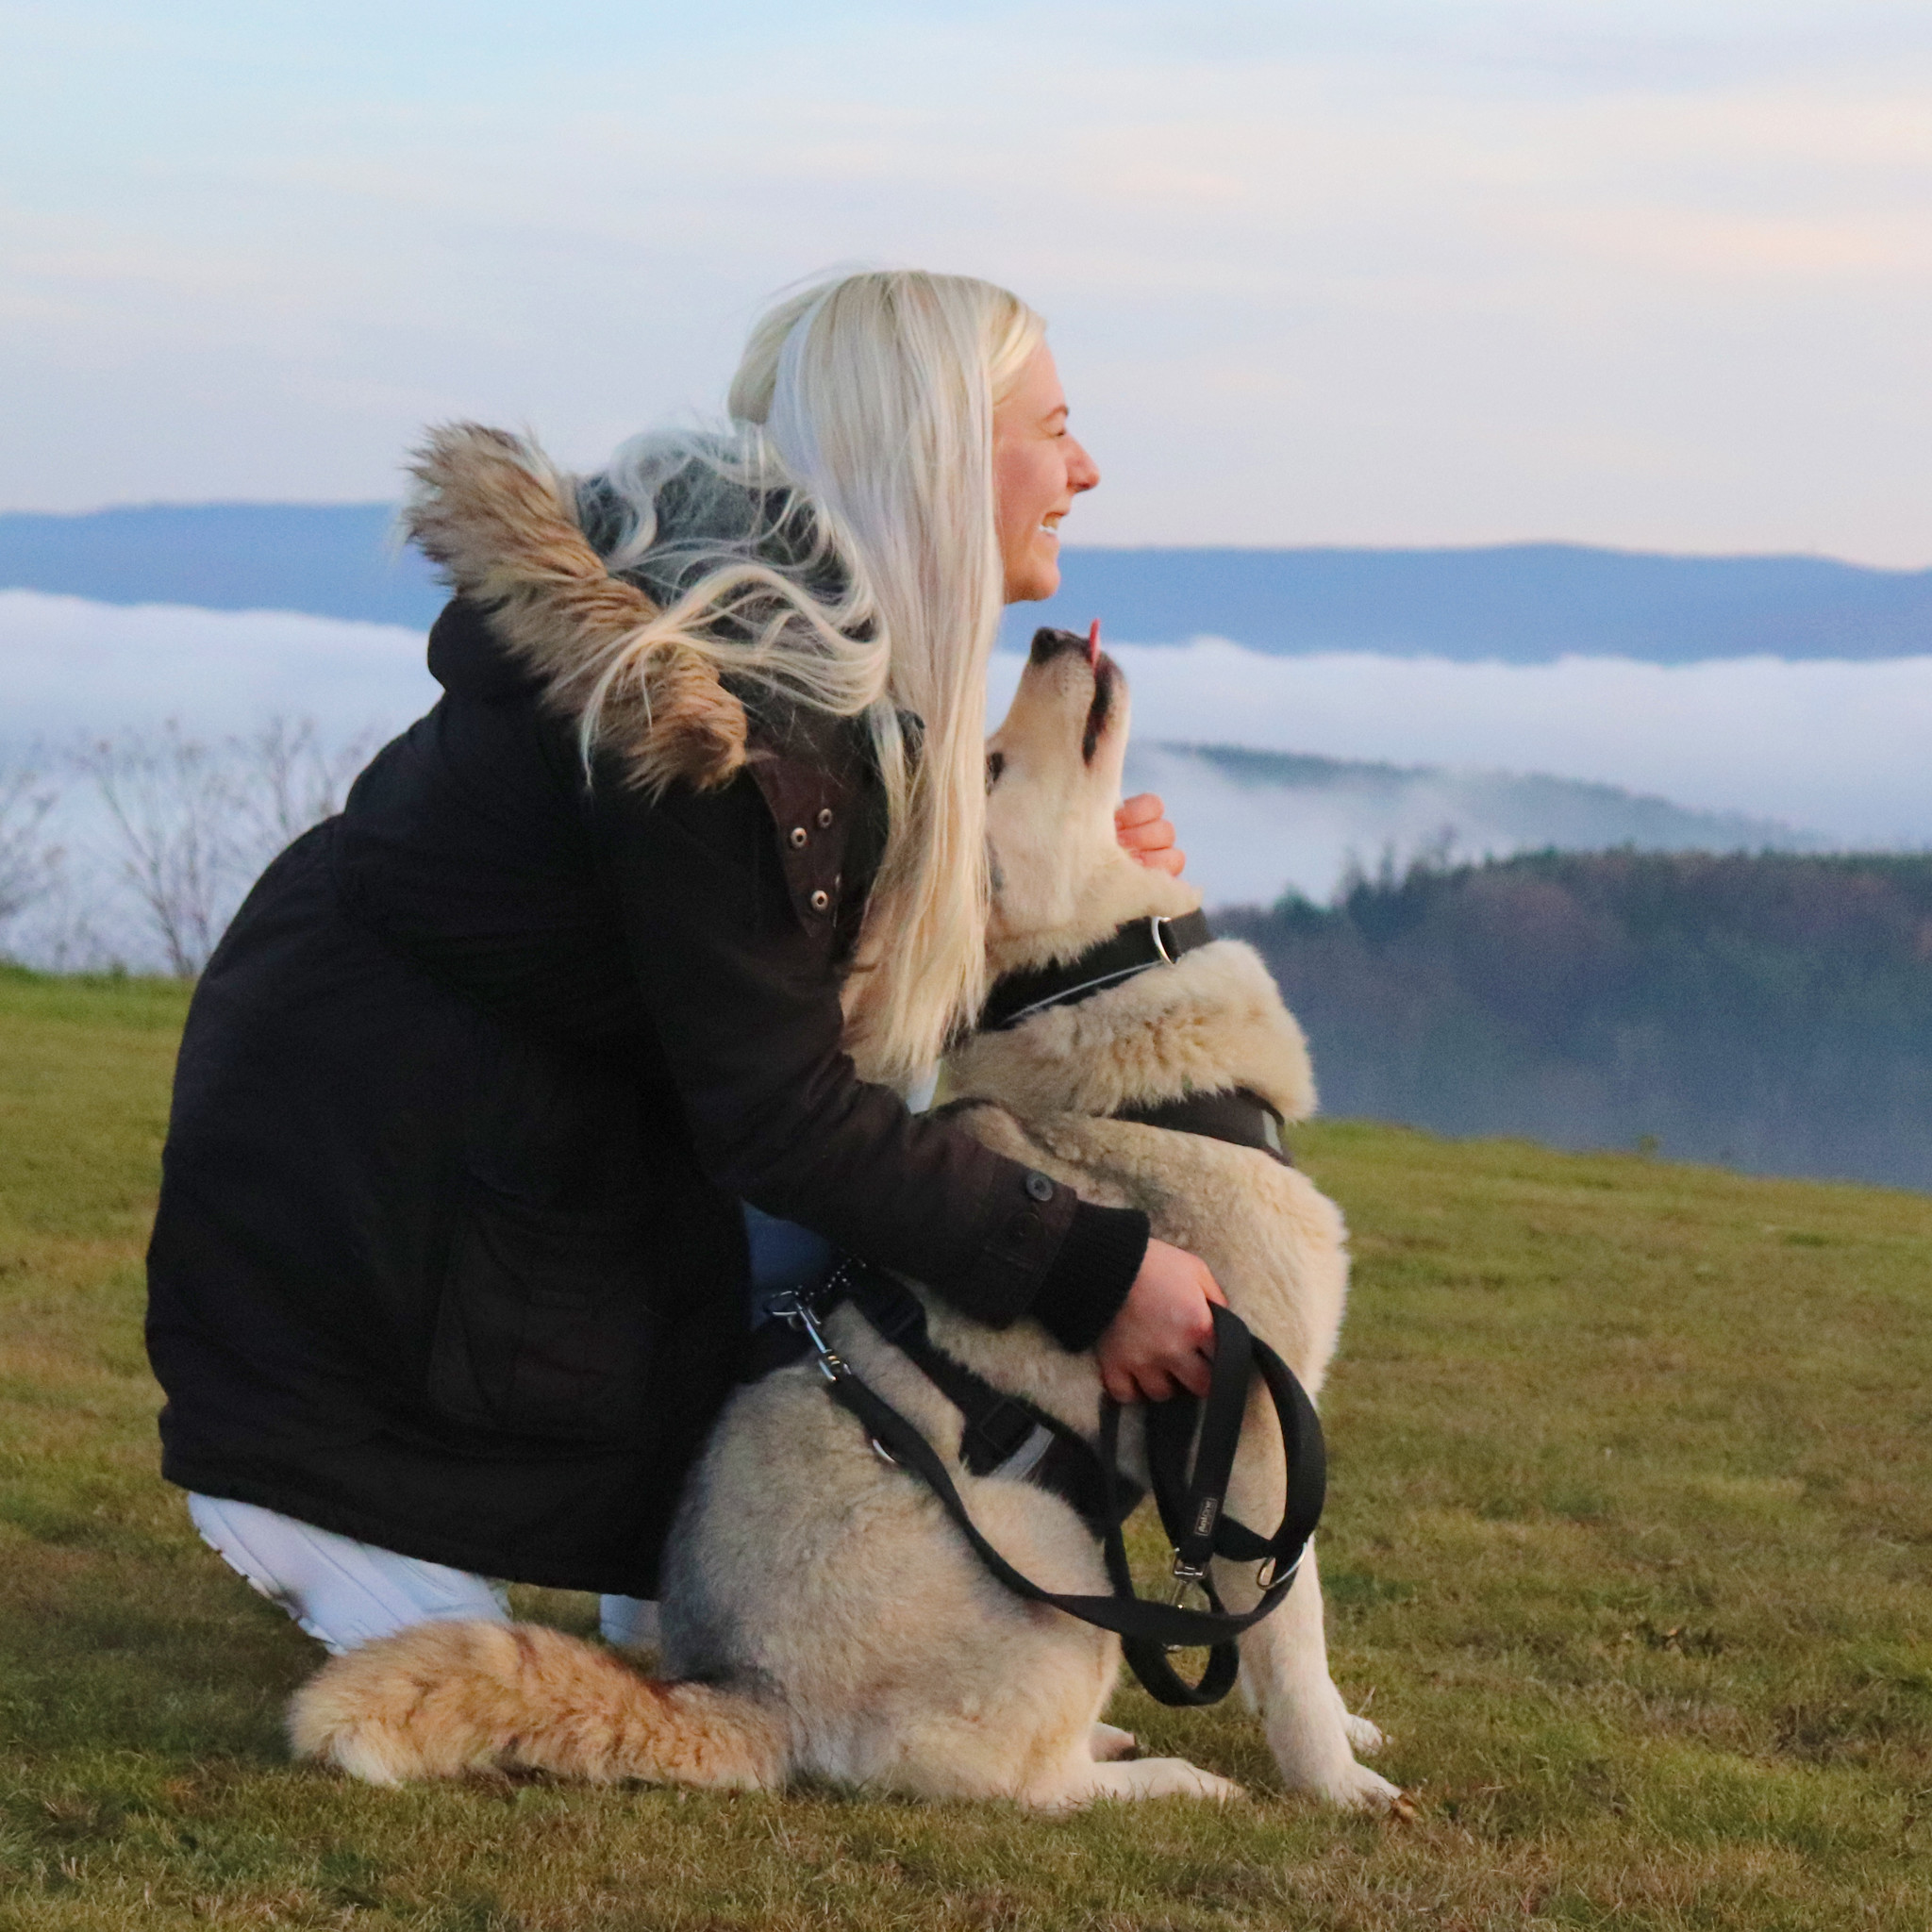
[770,1290,848,1383]
[1165,1558,1213,1648]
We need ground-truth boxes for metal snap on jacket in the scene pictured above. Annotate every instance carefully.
[789,826,808,848]
[809,889,830,912]
[816,807,834,828]
[1024,1171,1054,1203]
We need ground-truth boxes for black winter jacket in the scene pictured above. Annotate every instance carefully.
[146,450,1146,1595]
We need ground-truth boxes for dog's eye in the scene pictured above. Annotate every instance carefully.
[985,750,1007,791]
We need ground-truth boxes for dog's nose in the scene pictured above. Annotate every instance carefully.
[1028,626,1091,668]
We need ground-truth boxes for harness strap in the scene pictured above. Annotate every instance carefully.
[1113,1087,1293,1167]
[977,911,1214,1034]
[794,1262,1324,1704]
[840,1264,1140,1537]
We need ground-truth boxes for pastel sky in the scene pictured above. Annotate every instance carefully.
[5,1,1929,561]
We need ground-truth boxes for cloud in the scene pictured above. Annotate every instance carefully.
[0,591,437,747]
[4,592,1925,944]
[7,591,1926,852]
[989,637,1932,845]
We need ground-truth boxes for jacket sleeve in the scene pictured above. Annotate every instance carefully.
[591,758,1144,1346]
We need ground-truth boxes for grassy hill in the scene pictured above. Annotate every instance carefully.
[1,968,1928,1929]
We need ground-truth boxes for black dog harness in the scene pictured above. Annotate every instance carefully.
[774,1260,1324,1707]
[979,909,1292,1167]
[754,910,1323,1705]
[978,910,1214,1033]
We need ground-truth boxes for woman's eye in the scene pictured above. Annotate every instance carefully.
[986,751,1007,790]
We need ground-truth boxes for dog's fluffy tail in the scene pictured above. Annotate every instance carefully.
[288,1620,787,1790]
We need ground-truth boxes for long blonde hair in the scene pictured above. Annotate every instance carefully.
[577,270,1044,1087]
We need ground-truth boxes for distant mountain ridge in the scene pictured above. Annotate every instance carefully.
[0,504,437,627]
[1142,741,1811,850]
[4,503,1929,661]
[1121,741,1823,908]
[1021,543,1932,662]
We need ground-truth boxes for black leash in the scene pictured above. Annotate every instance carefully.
[775,1261,1324,1707]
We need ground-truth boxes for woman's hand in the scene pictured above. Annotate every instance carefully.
[1094,1239,1226,1404]
[1116,792,1184,876]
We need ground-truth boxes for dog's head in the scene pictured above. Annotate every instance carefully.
[983,627,1199,980]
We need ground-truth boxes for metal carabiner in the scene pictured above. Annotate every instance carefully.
[1169,1558,1209,1610]
[769,1290,848,1382]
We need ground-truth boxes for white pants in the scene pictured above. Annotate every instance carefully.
[187,1494,658,1655]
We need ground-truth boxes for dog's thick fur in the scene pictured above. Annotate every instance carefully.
[290,598,1398,1809]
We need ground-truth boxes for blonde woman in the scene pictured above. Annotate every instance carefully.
[146,271,1221,1655]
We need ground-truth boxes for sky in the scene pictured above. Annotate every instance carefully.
[5,1,1930,561]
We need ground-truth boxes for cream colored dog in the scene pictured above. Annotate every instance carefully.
[289,635,1399,1812]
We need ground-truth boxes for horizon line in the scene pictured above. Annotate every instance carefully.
[2,502,1926,576]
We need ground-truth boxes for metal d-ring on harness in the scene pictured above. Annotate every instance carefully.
[771,1257,1326,1708]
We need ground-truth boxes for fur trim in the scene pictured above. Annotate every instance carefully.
[403,423,747,791]
[288,1618,787,1790]
[947,939,1318,1124]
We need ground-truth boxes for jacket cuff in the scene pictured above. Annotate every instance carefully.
[1029,1203,1149,1353]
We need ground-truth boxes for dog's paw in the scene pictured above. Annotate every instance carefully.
[1089,1722,1138,1762]
[1317,1761,1405,1811]
[1342,1711,1385,1756]
[1134,1757,1243,1805]
[1027,1755,1241,1809]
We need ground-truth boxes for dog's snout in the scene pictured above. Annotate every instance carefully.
[1027,626,1091,669]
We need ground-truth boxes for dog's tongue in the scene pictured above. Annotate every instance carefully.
[1086,620,1102,670]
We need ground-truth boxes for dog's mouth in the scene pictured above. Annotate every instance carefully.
[1023,628,1120,766]
[1081,656,1116,764]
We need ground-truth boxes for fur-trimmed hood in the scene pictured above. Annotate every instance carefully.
[403,424,747,793]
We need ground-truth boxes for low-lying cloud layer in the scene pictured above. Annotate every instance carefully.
[6,594,1926,937]
[990,639,1932,849]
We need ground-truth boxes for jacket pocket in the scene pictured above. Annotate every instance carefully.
[428,1185,658,1445]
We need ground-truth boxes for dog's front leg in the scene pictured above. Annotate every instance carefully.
[1214,1388,1401,1809]
[1225,1542,1399,1808]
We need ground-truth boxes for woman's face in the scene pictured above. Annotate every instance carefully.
[992,343,1100,604]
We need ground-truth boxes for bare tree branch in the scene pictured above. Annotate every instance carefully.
[68,717,379,978]
[0,762,62,940]
[73,723,246,978]
[233,716,378,859]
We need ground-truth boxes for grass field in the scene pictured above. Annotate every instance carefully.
[1,963,1928,1930]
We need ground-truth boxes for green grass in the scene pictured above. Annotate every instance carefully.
[1,963,1928,1929]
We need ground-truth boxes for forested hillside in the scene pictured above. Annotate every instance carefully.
[1224,851,1932,1191]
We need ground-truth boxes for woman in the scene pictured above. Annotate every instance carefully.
[146,270,1223,1655]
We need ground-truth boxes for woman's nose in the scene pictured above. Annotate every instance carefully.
[1066,437,1100,494]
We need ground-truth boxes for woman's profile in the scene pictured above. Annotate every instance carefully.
[145,269,1222,1654]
